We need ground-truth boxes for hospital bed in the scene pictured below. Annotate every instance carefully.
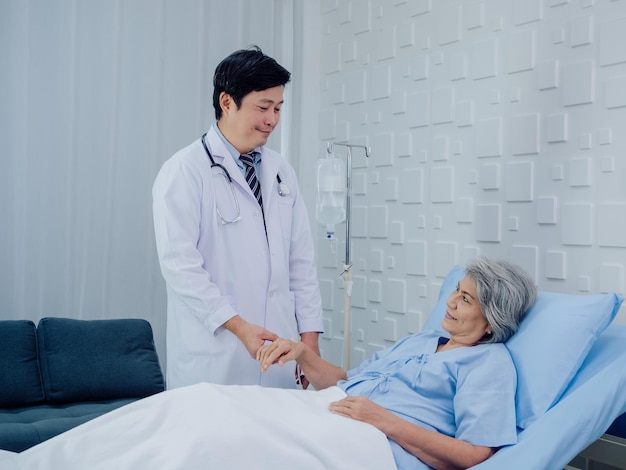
[1,266,625,469]
[423,265,626,470]
[474,323,626,470]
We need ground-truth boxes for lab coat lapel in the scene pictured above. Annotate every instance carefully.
[258,148,281,208]
[205,128,256,201]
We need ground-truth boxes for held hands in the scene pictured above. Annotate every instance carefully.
[224,316,278,359]
[256,338,306,372]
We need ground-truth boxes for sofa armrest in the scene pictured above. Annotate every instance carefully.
[0,320,45,407]
[37,318,165,404]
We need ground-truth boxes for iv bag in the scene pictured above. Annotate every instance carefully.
[315,153,346,237]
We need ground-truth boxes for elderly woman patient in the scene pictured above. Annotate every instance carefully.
[258,257,537,470]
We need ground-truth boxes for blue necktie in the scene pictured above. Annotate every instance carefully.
[239,153,263,210]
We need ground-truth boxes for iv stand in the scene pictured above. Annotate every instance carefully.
[326,142,371,371]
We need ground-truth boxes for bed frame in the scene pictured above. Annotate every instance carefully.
[567,434,626,470]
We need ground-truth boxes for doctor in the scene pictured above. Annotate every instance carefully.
[152,46,323,389]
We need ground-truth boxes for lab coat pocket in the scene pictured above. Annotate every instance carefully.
[277,197,294,240]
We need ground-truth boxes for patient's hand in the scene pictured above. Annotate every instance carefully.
[328,396,392,431]
[257,338,306,372]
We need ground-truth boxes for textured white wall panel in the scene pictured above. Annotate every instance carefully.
[405,241,427,276]
[605,75,626,109]
[400,168,424,203]
[569,157,592,187]
[569,15,593,47]
[410,0,432,17]
[386,279,407,314]
[475,117,503,157]
[511,113,540,155]
[598,17,626,67]
[480,163,501,190]
[545,112,568,142]
[545,251,567,279]
[367,279,382,303]
[598,203,626,248]
[431,86,455,124]
[536,196,558,224]
[455,198,474,224]
[513,0,543,26]
[432,135,450,161]
[561,203,594,245]
[536,59,560,90]
[510,245,539,281]
[505,161,534,202]
[434,242,458,276]
[437,4,462,46]
[408,91,430,127]
[369,65,391,100]
[368,205,389,238]
[507,30,536,74]
[430,167,455,203]
[562,60,595,105]
[471,38,498,79]
[475,204,502,242]
[599,264,625,294]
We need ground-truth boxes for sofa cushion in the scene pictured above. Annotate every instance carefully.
[37,318,165,404]
[0,320,45,407]
[0,398,135,452]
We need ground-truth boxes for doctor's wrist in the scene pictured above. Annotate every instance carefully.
[223,315,247,337]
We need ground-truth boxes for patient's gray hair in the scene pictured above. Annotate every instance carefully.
[465,257,537,344]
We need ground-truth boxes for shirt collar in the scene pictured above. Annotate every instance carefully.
[212,123,262,165]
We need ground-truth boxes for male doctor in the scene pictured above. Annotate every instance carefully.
[152,46,323,389]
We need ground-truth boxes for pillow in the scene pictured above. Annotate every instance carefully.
[423,265,623,429]
[37,317,165,404]
[0,320,45,407]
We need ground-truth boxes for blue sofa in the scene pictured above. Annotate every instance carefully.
[0,317,165,452]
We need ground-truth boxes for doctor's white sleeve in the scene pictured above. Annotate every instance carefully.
[152,154,237,333]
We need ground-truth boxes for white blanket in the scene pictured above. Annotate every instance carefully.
[4,383,397,470]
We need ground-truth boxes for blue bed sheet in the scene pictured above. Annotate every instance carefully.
[472,324,626,469]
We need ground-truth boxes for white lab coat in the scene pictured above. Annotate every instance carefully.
[153,127,323,389]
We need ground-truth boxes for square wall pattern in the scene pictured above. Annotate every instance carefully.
[314,0,626,367]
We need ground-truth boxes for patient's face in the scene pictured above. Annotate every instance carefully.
[442,276,490,346]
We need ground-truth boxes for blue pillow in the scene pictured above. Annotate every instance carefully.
[0,320,45,407]
[423,266,623,429]
[37,318,165,404]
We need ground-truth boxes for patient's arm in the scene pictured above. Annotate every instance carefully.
[257,338,346,390]
[329,396,495,470]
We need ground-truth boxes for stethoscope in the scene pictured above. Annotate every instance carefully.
[201,133,290,224]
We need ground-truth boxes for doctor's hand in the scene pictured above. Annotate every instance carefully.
[257,338,307,372]
[224,316,278,358]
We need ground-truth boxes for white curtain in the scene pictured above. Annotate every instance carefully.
[0,0,320,367]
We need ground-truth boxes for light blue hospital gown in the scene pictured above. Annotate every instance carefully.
[337,330,518,470]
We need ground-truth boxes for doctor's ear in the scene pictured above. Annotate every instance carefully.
[219,92,235,116]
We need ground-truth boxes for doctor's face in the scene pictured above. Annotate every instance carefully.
[218,86,284,154]
[441,276,491,346]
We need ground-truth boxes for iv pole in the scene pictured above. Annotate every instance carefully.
[326,142,371,371]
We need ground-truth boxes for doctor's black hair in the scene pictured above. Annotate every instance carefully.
[212,45,291,120]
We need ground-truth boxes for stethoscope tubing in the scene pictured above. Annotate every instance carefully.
[200,133,290,224]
